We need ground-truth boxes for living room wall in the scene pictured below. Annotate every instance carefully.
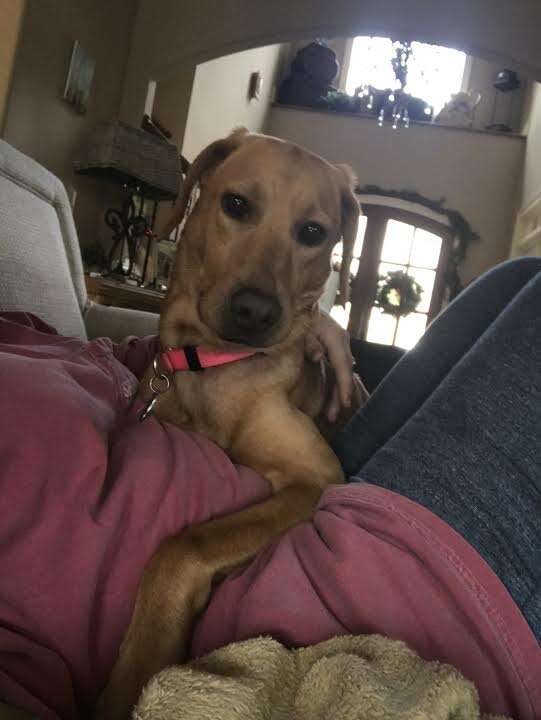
[182,44,282,161]
[0,0,25,133]
[150,43,282,235]
[2,0,137,249]
[266,105,525,284]
[153,71,196,155]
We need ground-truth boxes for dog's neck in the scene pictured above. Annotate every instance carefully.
[160,346,256,373]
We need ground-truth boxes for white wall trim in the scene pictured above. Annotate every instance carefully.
[511,191,541,256]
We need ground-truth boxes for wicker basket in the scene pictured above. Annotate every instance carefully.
[74,120,181,200]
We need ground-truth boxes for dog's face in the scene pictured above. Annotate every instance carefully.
[160,130,359,350]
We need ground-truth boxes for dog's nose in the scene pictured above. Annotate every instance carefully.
[230,288,282,337]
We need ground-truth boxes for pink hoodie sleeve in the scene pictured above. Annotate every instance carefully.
[110,334,161,379]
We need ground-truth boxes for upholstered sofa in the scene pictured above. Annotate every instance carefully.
[0,139,159,341]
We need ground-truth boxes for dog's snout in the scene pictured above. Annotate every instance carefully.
[230,288,282,337]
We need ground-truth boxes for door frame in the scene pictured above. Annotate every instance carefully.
[347,203,452,339]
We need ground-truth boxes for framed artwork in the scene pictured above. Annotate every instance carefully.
[63,41,95,114]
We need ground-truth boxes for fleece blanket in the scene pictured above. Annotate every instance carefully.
[134,635,507,720]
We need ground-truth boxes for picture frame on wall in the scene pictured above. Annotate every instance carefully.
[63,41,95,114]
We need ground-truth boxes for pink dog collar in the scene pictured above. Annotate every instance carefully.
[139,346,256,421]
[161,346,255,373]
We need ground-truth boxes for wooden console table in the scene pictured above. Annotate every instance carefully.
[85,275,165,314]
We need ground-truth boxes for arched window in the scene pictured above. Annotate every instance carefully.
[330,196,452,350]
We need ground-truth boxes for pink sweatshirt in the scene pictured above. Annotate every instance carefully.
[0,313,539,719]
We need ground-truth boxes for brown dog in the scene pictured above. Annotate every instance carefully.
[97,129,360,719]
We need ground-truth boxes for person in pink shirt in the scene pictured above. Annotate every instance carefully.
[0,258,540,720]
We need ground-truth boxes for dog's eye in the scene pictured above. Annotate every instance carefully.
[221,193,250,220]
[298,222,327,246]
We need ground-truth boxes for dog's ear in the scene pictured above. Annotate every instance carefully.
[160,127,249,238]
[335,164,361,306]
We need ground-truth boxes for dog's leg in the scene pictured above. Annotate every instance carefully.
[97,400,342,720]
[96,484,322,720]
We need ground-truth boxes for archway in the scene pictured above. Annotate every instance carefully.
[120,0,541,124]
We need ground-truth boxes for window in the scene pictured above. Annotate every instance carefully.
[345,36,467,116]
[330,204,450,350]
[366,220,442,349]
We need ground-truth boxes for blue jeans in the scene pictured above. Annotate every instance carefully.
[333,258,541,639]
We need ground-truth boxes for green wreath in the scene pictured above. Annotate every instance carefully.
[375,270,423,317]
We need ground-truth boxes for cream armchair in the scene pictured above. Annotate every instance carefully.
[0,139,159,341]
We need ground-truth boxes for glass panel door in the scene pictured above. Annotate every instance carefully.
[365,220,442,349]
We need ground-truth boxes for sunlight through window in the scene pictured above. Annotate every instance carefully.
[346,37,466,115]
[330,301,351,330]
[365,220,443,349]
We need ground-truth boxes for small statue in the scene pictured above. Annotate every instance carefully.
[435,90,482,128]
[277,42,339,108]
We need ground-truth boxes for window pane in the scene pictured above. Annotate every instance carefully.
[405,42,467,115]
[330,301,351,330]
[395,312,427,350]
[407,267,436,313]
[366,307,397,345]
[345,36,396,95]
[350,258,360,276]
[381,220,414,264]
[354,215,367,258]
[410,228,442,269]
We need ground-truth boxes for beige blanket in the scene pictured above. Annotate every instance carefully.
[134,635,508,720]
